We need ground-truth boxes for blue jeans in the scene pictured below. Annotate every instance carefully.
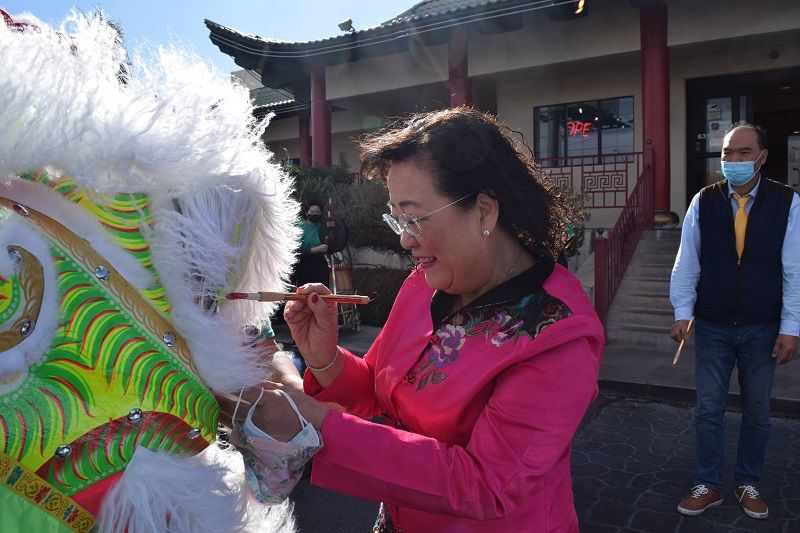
[693,319,778,490]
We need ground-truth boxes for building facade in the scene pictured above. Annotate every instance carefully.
[207,0,800,229]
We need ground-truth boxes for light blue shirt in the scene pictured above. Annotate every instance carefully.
[670,177,800,336]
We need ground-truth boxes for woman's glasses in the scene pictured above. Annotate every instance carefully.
[382,194,472,237]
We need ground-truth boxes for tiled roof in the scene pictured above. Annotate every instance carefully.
[207,0,516,48]
[250,86,295,108]
[387,0,507,26]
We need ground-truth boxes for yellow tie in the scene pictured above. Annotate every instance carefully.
[732,193,751,259]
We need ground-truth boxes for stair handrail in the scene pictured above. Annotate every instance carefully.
[594,144,655,325]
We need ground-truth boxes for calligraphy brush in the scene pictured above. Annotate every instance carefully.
[225,291,370,305]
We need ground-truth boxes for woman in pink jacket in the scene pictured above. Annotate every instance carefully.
[236,108,604,532]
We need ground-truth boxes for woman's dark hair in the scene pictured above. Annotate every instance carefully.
[359,107,572,257]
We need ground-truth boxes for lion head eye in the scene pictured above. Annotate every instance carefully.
[0,245,47,391]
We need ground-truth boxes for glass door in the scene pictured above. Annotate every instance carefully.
[686,77,750,205]
[789,134,800,190]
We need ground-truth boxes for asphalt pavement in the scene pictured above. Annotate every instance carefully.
[287,393,800,532]
[273,323,799,532]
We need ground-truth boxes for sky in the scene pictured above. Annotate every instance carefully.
[2,1,419,73]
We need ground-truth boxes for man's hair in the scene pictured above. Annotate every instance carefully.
[726,122,768,150]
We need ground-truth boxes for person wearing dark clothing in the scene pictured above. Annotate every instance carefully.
[293,200,329,287]
[670,123,799,520]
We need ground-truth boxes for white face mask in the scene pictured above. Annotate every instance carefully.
[231,388,322,504]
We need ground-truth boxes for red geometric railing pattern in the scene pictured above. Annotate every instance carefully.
[592,146,655,325]
[540,152,642,208]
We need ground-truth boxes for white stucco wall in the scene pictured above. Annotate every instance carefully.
[264,113,299,141]
[325,42,449,100]
[470,0,640,77]
[668,0,800,47]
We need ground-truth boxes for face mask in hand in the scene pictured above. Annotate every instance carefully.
[722,151,764,186]
[231,387,323,504]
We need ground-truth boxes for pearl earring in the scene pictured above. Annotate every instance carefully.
[483,229,490,237]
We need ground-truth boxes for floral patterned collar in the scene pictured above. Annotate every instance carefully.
[409,253,567,392]
[430,252,555,328]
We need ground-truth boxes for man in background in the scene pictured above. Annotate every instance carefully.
[670,123,799,520]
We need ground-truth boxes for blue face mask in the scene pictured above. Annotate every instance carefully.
[721,151,765,186]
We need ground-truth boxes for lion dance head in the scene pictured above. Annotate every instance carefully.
[0,8,300,532]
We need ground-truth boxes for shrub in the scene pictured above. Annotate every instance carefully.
[558,187,590,259]
[287,164,405,255]
[351,267,410,327]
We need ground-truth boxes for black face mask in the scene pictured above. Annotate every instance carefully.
[307,214,322,223]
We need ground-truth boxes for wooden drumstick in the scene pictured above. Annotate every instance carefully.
[672,317,695,367]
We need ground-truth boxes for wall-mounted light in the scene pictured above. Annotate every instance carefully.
[338,18,355,33]
[575,0,586,15]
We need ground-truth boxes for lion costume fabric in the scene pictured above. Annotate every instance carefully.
[0,9,301,532]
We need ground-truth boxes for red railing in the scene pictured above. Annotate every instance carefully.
[593,145,655,325]
[539,152,643,208]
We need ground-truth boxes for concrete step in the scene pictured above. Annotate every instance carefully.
[616,278,670,293]
[629,251,678,265]
[639,229,682,241]
[606,307,674,329]
[611,294,672,309]
[633,239,681,254]
[604,229,681,353]
[605,323,678,349]
[602,340,686,359]
[623,263,674,278]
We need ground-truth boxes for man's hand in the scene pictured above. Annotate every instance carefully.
[772,334,798,365]
[671,320,693,343]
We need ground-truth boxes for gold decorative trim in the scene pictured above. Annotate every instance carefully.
[0,246,44,352]
[0,452,96,533]
[0,197,199,376]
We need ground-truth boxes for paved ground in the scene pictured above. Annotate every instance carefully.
[289,392,800,532]
[572,394,800,533]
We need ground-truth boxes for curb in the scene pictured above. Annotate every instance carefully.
[599,379,800,420]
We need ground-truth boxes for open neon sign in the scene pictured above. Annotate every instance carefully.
[567,120,593,137]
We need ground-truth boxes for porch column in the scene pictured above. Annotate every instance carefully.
[298,111,311,167]
[640,1,675,223]
[448,28,471,107]
[310,64,331,166]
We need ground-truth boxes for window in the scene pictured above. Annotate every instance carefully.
[534,96,634,165]
[280,157,300,168]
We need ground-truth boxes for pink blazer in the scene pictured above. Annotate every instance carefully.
[305,263,604,532]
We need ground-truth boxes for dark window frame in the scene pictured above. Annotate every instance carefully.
[534,96,635,165]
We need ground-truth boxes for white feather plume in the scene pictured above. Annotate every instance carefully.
[0,9,301,391]
[98,445,297,533]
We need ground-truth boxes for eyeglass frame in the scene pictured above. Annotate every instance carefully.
[382,193,474,237]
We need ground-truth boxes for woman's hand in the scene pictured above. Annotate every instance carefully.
[284,283,339,369]
[216,382,335,442]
